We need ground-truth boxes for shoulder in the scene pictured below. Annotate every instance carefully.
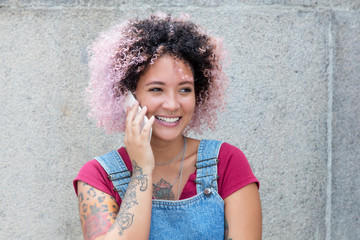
[197,139,249,171]
[199,139,246,159]
[214,141,259,198]
[73,148,130,205]
[76,159,109,182]
[219,142,247,160]
[217,141,252,172]
[73,159,110,196]
[96,147,132,172]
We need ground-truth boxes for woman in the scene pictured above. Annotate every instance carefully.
[74,14,262,240]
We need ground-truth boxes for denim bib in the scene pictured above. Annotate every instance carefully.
[96,139,225,239]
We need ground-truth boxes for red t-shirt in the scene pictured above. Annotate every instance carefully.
[73,142,259,206]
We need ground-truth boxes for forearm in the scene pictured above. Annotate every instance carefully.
[104,160,153,240]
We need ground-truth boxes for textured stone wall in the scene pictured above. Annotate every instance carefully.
[0,1,358,239]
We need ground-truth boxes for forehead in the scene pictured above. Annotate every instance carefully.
[139,54,194,84]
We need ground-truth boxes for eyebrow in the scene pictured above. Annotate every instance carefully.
[145,80,194,86]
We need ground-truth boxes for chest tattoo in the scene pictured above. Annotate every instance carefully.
[152,178,175,200]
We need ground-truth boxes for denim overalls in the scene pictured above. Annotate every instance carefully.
[96,139,225,239]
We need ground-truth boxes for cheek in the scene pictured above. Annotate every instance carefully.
[141,97,158,113]
[184,98,196,114]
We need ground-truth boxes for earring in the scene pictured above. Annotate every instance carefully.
[168,111,175,115]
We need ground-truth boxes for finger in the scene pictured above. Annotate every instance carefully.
[132,106,148,127]
[141,115,155,140]
[127,100,139,117]
[126,101,139,127]
[125,101,139,137]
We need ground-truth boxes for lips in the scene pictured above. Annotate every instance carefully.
[155,116,181,123]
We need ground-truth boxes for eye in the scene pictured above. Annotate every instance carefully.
[180,87,193,93]
[149,87,162,92]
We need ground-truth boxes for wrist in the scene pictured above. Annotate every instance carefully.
[131,160,154,176]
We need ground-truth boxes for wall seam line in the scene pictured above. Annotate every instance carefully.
[325,9,334,240]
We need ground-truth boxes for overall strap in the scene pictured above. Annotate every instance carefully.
[195,139,223,194]
[95,150,131,199]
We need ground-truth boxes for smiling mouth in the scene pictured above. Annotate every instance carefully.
[155,116,181,123]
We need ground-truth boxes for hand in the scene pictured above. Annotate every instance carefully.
[124,101,155,171]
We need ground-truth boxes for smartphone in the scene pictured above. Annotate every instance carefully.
[124,92,152,141]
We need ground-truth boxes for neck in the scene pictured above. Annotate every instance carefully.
[150,135,185,165]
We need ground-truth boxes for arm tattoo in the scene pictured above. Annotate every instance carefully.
[111,160,148,236]
[78,183,118,240]
[225,217,233,240]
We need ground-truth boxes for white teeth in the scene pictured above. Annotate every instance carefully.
[156,116,180,123]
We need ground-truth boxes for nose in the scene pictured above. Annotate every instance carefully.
[162,93,180,113]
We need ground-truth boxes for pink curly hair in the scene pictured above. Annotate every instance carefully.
[86,14,229,134]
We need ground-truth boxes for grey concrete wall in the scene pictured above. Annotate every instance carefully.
[331,11,360,240]
[0,1,358,239]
